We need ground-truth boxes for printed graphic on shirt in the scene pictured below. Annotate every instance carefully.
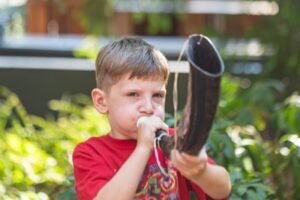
[134,163,179,200]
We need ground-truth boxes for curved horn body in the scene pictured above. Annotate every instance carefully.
[160,34,224,157]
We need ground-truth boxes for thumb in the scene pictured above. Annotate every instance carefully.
[198,146,207,160]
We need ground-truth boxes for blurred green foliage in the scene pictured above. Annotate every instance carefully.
[0,87,109,199]
[78,0,114,36]
[259,0,300,81]
[207,75,300,199]
[43,0,114,36]
[241,0,300,95]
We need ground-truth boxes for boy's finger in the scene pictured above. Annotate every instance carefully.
[181,152,203,164]
[162,122,169,131]
[136,116,148,127]
[198,146,207,160]
[137,115,168,131]
[171,150,206,178]
[171,150,189,166]
[181,146,207,163]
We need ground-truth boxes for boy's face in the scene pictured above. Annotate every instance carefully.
[101,73,166,140]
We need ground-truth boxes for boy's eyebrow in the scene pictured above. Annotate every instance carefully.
[157,88,167,93]
[153,89,167,96]
[121,85,166,93]
[122,86,166,91]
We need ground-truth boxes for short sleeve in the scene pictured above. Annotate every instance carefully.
[190,157,227,200]
[72,142,114,200]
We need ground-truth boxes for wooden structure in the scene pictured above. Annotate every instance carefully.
[25,0,268,37]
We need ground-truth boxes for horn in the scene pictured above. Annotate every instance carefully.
[159,34,224,157]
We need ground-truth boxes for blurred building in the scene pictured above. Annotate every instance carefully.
[25,0,278,36]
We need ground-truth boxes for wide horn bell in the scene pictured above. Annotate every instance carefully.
[159,34,224,157]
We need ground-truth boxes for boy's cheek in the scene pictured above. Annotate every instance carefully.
[158,107,166,119]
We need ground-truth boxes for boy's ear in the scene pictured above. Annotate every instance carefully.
[91,88,108,113]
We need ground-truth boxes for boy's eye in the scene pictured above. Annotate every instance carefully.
[127,92,138,97]
[153,93,165,98]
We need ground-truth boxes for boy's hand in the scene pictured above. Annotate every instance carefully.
[170,147,208,182]
[136,116,168,151]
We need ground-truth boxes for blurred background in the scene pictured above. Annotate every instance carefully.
[0,0,299,199]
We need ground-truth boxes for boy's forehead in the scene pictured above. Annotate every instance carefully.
[119,72,166,83]
[114,73,166,88]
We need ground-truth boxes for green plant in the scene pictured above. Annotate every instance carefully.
[208,74,300,199]
[0,86,109,199]
[243,0,300,95]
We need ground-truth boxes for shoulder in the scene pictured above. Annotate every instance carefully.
[74,136,103,149]
[73,135,109,159]
[72,135,113,200]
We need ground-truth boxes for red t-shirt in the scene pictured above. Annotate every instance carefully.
[73,130,223,200]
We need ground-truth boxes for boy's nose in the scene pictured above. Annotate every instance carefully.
[140,98,154,114]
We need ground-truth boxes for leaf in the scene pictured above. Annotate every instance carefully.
[56,187,77,200]
[246,189,265,200]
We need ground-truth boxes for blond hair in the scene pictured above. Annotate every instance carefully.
[95,37,169,92]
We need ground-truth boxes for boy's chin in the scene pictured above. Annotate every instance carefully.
[122,130,138,140]
[130,133,138,140]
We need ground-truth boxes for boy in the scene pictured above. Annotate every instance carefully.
[73,37,231,200]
